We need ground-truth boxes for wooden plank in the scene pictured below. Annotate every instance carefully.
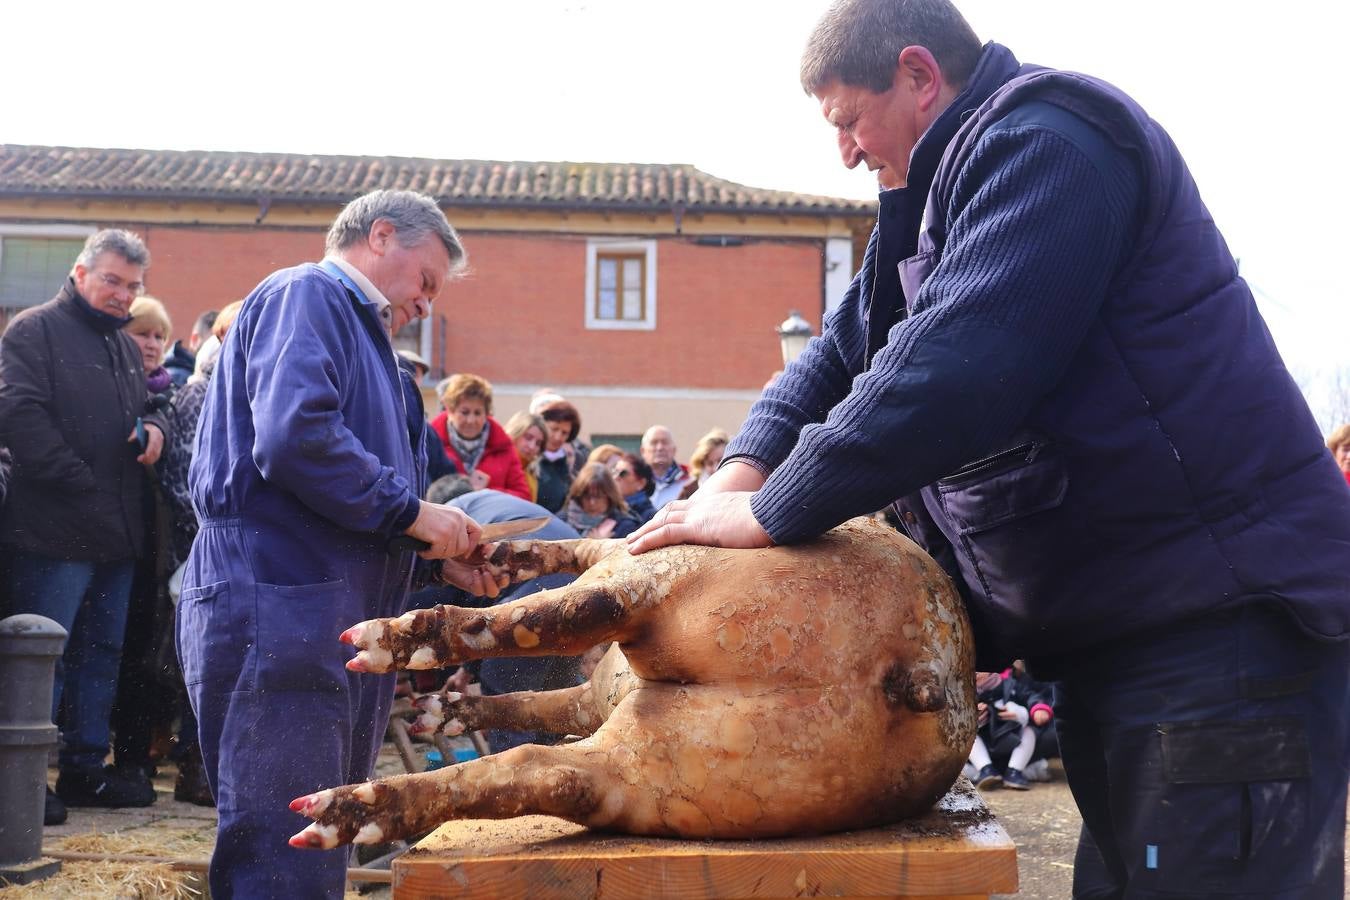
[394,781,1016,899]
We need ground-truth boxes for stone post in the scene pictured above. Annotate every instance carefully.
[0,614,66,885]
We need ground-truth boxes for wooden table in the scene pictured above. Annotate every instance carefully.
[392,779,1017,899]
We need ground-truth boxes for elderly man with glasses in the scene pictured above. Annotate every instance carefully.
[0,228,168,823]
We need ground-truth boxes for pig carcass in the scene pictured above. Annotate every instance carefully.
[289,516,976,848]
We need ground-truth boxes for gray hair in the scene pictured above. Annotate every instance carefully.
[325,189,466,274]
[800,0,983,95]
[75,228,150,270]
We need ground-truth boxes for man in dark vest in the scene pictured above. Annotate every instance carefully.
[629,1,1350,896]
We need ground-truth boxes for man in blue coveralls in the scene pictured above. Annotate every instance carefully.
[630,1,1350,896]
[178,190,505,898]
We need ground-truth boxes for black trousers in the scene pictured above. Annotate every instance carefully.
[1037,604,1349,899]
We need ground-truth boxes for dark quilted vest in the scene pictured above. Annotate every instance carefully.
[886,58,1350,666]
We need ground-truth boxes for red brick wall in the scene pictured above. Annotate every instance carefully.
[136,226,823,390]
[139,226,325,336]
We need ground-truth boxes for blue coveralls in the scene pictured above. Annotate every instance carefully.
[177,262,426,899]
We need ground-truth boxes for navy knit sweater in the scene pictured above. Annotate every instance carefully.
[731,81,1140,544]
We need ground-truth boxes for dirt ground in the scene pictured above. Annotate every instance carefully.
[10,754,1348,898]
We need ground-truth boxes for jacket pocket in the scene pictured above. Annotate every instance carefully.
[177,580,243,688]
[254,579,349,693]
[932,434,1069,626]
[936,435,1068,535]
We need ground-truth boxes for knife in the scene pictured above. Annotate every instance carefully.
[387,515,553,555]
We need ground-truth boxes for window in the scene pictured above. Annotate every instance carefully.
[0,225,95,333]
[585,239,656,330]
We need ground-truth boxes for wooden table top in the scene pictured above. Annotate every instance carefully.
[393,778,1017,899]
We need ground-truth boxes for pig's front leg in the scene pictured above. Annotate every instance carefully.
[343,582,636,673]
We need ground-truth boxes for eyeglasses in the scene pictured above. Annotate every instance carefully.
[97,272,145,296]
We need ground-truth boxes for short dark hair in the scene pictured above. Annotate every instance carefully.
[800,0,983,94]
[539,400,581,443]
[426,474,474,504]
[620,452,655,497]
[192,310,219,342]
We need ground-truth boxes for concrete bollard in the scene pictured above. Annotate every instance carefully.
[0,614,66,886]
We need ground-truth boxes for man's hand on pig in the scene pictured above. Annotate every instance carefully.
[627,490,772,555]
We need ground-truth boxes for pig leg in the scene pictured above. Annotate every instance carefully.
[288,742,635,849]
[410,684,600,739]
[411,648,637,739]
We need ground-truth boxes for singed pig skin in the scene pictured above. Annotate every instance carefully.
[291,516,975,848]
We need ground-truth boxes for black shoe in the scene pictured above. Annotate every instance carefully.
[173,746,215,807]
[44,787,68,826]
[973,764,1003,790]
[56,764,157,808]
[1003,767,1031,790]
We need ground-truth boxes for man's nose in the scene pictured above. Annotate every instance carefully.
[838,131,864,170]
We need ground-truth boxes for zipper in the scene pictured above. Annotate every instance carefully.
[940,441,1039,485]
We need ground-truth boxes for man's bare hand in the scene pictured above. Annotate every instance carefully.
[439,556,509,599]
[405,502,481,559]
[626,490,772,555]
[130,423,164,466]
[468,470,491,491]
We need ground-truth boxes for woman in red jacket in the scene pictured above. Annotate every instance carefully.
[429,373,530,500]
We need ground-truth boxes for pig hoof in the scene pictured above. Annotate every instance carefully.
[348,647,395,673]
[340,620,385,648]
[289,823,339,850]
[288,789,333,817]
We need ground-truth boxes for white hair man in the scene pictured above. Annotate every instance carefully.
[178,190,506,898]
[641,425,689,511]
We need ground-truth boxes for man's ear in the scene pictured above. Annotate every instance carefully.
[896,45,945,112]
[367,218,397,257]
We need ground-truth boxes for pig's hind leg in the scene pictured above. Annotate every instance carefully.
[289,741,634,849]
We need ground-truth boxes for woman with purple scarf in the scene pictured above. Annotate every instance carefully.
[109,296,184,794]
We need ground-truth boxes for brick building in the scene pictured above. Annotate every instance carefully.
[0,144,875,452]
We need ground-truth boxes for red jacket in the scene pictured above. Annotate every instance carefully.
[430,413,531,501]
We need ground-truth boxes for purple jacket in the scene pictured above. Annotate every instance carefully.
[730,44,1350,666]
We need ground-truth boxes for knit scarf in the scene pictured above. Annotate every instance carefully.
[447,424,488,473]
[146,366,172,394]
[563,500,608,533]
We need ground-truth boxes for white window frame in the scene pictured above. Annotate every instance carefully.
[0,224,97,314]
[0,223,97,269]
[584,238,657,331]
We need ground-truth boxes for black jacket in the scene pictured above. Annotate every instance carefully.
[0,280,168,561]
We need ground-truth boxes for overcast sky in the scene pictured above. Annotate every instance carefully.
[6,0,1346,423]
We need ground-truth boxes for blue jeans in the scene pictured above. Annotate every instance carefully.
[8,551,134,771]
